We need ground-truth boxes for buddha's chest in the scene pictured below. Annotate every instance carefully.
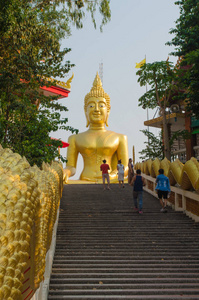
[76,132,119,155]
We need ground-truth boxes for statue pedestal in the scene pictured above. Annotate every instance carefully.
[65,178,128,185]
[65,180,97,185]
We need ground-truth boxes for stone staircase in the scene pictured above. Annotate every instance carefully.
[48,184,199,299]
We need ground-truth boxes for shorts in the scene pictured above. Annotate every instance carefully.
[157,190,168,199]
[102,173,110,184]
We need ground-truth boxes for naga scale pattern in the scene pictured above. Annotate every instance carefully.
[0,145,63,300]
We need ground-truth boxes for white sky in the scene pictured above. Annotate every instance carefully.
[54,0,180,179]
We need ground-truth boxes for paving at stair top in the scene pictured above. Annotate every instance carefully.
[48,183,199,300]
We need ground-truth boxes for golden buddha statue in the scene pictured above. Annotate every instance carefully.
[63,73,129,183]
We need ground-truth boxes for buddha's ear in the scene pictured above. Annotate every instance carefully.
[86,116,90,127]
[85,110,89,127]
[105,112,110,127]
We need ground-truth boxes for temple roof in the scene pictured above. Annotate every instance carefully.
[144,112,185,130]
[40,73,74,99]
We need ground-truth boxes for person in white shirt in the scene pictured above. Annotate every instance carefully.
[117,159,125,188]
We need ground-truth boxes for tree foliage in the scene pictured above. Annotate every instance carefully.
[139,129,191,162]
[170,129,192,147]
[139,129,164,161]
[0,0,111,166]
[136,61,177,160]
[136,61,176,109]
[167,0,199,118]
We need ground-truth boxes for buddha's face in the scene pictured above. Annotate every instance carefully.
[85,97,109,126]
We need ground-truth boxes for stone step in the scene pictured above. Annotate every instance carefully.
[52,259,199,263]
[54,244,199,249]
[50,283,199,289]
[48,288,199,295]
[53,254,199,259]
[52,263,199,268]
[52,267,199,272]
[50,277,199,284]
[54,249,199,254]
[48,296,199,300]
[50,272,199,278]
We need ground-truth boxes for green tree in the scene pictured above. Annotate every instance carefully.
[139,129,164,161]
[167,0,199,118]
[136,61,177,160]
[0,0,111,166]
[139,129,191,162]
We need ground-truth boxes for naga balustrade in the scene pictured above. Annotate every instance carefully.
[135,157,199,222]
[0,145,63,300]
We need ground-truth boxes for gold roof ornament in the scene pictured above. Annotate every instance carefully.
[84,72,111,112]
[65,72,74,90]
[57,73,74,90]
[42,73,74,90]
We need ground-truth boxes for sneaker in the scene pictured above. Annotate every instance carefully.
[134,207,138,212]
[160,208,165,212]
[139,210,143,214]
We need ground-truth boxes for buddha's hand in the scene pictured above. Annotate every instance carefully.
[109,170,118,180]
[63,167,76,184]
[63,170,70,184]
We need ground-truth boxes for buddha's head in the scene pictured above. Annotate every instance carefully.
[84,73,111,127]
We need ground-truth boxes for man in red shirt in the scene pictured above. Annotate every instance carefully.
[100,159,110,190]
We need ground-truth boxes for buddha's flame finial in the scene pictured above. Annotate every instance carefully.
[84,72,110,106]
[92,72,102,89]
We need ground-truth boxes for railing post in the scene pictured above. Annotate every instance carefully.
[182,195,186,211]
[175,192,179,211]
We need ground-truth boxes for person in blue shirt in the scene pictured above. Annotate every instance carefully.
[131,169,146,214]
[155,169,171,212]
